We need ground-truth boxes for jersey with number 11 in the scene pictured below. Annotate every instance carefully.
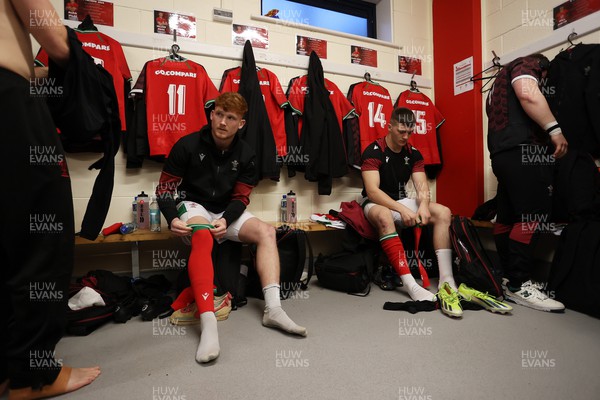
[130,58,219,157]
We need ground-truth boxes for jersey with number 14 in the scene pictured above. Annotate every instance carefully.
[394,90,445,166]
[130,58,219,157]
[347,81,393,155]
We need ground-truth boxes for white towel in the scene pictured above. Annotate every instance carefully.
[68,286,106,310]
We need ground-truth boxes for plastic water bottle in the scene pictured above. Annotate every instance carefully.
[280,194,287,223]
[287,190,297,223]
[120,222,136,234]
[137,191,150,230]
[150,196,161,232]
[132,196,138,228]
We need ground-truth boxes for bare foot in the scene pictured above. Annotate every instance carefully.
[8,366,100,399]
[64,366,101,393]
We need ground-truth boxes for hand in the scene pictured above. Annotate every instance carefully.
[551,133,568,159]
[397,206,418,227]
[416,206,431,226]
[169,218,192,237]
[210,218,228,240]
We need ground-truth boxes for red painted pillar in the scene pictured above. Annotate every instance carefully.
[432,0,484,216]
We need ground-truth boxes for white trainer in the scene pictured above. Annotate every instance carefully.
[505,280,565,312]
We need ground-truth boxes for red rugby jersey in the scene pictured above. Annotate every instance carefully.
[36,29,132,130]
[130,57,219,157]
[220,67,289,155]
[347,80,394,156]
[394,90,445,166]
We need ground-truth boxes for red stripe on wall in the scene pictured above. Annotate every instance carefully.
[432,0,484,216]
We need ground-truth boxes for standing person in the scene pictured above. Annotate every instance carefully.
[0,0,101,398]
[361,108,463,317]
[486,54,568,312]
[156,92,307,364]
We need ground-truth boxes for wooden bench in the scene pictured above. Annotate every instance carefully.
[74,221,337,277]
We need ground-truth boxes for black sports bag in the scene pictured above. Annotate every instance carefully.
[449,215,504,298]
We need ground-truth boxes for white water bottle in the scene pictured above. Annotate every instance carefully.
[287,190,297,223]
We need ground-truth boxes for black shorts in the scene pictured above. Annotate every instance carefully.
[0,67,74,389]
[491,145,554,225]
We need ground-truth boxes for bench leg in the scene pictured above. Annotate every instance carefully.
[131,241,140,278]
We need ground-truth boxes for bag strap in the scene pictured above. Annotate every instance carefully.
[298,230,314,290]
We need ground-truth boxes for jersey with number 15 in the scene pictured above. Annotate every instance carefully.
[130,58,220,157]
[394,90,445,166]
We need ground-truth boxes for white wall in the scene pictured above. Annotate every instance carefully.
[37,0,436,232]
[481,0,600,200]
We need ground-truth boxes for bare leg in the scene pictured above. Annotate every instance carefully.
[427,203,456,290]
[239,219,307,336]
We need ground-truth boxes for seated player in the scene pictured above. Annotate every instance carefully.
[361,107,496,317]
[156,92,306,363]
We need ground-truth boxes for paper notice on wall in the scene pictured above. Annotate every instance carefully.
[154,10,197,39]
[233,24,269,49]
[64,0,114,26]
[296,35,327,59]
[351,45,377,67]
[454,56,474,96]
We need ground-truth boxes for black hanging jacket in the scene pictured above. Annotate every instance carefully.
[237,41,280,180]
[45,27,120,240]
[302,52,348,195]
[546,44,600,158]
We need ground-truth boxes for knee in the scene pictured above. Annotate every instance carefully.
[371,210,394,231]
[257,222,276,243]
[433,205,451,226]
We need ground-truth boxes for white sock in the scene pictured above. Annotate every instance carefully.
[436,249,457,290]
[262,284,307,337]
[196,312,219,363]
[401,273,436,301]
[263,283,282,311]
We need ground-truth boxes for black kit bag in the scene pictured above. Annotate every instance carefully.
[248,226,314,300]
[449,216,503,298]
[314,245,376,296]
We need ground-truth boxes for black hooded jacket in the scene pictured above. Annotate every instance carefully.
[301,52,348,195]
[237,41,280,180]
